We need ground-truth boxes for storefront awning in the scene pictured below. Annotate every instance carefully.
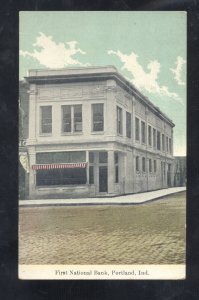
[32,163,87,170]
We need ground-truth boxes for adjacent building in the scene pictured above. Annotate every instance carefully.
[23,66,175,199]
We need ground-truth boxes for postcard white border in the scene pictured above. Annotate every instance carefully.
[19,264,185,280]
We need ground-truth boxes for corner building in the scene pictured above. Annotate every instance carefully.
[25,66,175,199]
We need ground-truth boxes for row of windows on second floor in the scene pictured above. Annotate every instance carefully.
[38,104,173,154]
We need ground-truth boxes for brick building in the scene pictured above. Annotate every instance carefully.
[23,66,175,199]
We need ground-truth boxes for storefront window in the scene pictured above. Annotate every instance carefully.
[89,166,94,184]
[36,151,86,164]
[99,151,108,163]
[36,168,86,186]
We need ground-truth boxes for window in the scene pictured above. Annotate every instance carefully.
[40,106,52,134]
[142,157,146,172]
[162,134,165,151]
[89,152,94,184]
[99,151,108,163]
[89,152,94,163]
[148,125,152,146]
[136,156,140,172]
[74,105,82,132]
[36,168,86,186]
[117,106,123,135]
[154,160,157,173]
[169,138,172,154]
[126,112,131,138]
[166,136,169,152]
[149,159,152,173]
[62,105,82,133]
[135,117,140,141]
[92,103,104,132]
[141,121,146,144]
[115,152,119,183]
[36,151,86,164]
[153,128,156,149]
[157,131,161,150]
[89,166,94,184]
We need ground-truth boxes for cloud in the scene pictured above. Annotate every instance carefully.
[170,56,186,86]
[20,32,89,68]
[108,50,182,103]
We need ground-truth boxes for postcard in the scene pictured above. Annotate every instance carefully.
[19,11,186,280]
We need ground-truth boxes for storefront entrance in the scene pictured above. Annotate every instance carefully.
[99,166,108,193]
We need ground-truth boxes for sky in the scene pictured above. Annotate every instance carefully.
[19,11,186,156]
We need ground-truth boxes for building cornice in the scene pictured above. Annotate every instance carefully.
[25,66,175,127]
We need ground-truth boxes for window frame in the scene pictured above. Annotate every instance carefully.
[40,105,52,135]
[148,125,152,146]
[92,103,104,132]
[62,104,82,134]
[135,117,140,141]
[141,121,146,144]
[142,157,146,172]
[126,111,131,138]
[117,106,123,135]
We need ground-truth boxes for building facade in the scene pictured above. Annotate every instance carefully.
[24,66,175,199]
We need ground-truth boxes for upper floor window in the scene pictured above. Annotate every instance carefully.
[40,106,52,134]
[162,134,165,151]
[169,138,172,154]
[149,158,152,173]
[62,105,82,133]
[148,125,152,146]
[157,131,161,150]
[136,156,140,172]
[126,111,131,138]
[92,103,104,132]
[153,128,156,149]
[142,157,146,172]
[166,136,169,152]
[117,106,123,135]
[141,121,146,144]
[154,160,157,173]
[135,117,140,141]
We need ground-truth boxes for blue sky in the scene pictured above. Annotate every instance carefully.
[20,11,186,155]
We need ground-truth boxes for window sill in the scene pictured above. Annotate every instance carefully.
[61,132,83,136]
[91,131,105,135]
[39,133,52,137]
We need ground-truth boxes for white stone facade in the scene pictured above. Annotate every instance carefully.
[25,66,174,199]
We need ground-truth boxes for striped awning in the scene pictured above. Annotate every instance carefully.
[32,163,87,170]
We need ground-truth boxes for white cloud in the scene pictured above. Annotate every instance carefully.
[20,32,89,68]
[108,50,182,103]
[170,56,186,86]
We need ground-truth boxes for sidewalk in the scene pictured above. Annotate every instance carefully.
[19,187,186,207]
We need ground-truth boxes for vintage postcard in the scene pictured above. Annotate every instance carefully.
[19,11,186,280]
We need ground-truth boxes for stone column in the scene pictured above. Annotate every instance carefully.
[28,85,37,144]
[108,150,115,195]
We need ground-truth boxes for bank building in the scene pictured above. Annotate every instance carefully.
[21,66,175,199]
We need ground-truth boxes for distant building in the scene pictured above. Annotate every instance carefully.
[21,66,175,199]
[173,156,186,187]
[19,81,29,199]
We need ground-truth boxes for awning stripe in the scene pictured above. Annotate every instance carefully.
[32,163,87,170]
